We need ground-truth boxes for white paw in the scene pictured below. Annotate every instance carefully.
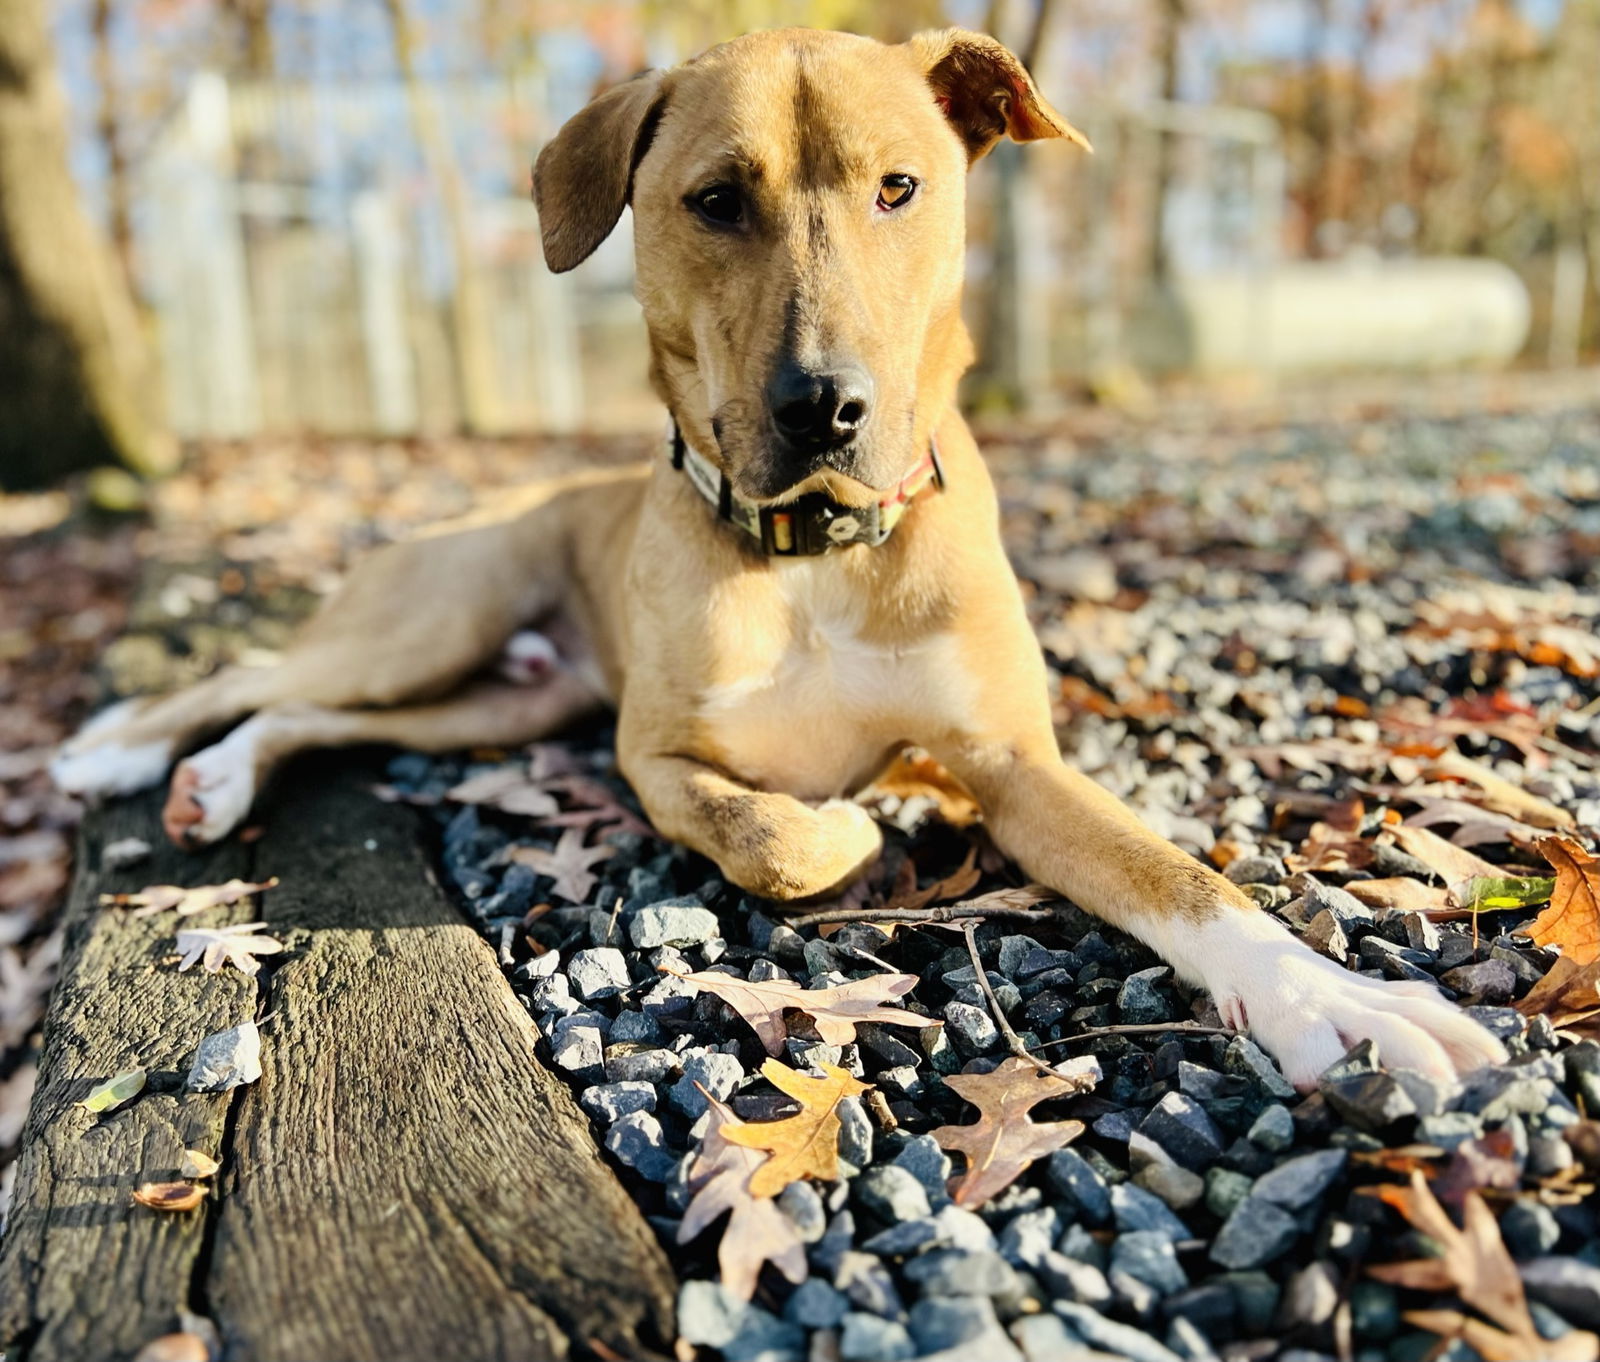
[496,630,561,685]
[1164,907,1506,1091]
[161,720,264,847]
[52,700,173,798]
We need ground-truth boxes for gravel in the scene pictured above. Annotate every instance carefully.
[396,404,1600,1362]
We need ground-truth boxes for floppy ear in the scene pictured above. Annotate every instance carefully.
[909,28,1089,163]
[533,70,668,273]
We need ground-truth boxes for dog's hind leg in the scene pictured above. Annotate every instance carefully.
[162,671,602,847]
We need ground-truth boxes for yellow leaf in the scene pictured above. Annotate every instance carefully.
[722,1061,870,1198]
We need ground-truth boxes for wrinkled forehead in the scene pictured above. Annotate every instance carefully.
[656,32,958,189]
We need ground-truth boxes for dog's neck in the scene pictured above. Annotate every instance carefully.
[666,423,944,557]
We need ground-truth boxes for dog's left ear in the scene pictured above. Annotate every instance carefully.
[534,69,668,273]
[909,29,1090,163]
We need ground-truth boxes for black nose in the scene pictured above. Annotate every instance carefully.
[766,362,873,451]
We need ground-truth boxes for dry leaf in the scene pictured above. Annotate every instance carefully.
[507,828,616,903]
[175,922,284,977]
[1529,837,1600,966]
[678,1092,807,1301]
[181,1149,221,1179]
[1515,956,1600,1039]
[1386,824,1506,884]
[1368,1172,1599,1362]
[102,878,279,919]
[861,750,981,827]
[1286,799,1375,874]
[542,774,655,839]
[1424,752,1575,830]
[670,969,934,1057]
[931,1056,1091,1208]
[883,845,981,912]
[133,1333,211,1362]
[445,769,559,818]
[77,1067,146,1113]
[133,1181,206,1212]
[1343,878,1452,914]
[723,1060,870,1197]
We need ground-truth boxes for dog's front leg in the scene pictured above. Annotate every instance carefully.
[936,733,1507,1090]
[621,751,883,903]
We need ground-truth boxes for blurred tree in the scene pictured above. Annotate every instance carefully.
[90,0,134,289]
[220,0,275,75]
[0,0,175,489]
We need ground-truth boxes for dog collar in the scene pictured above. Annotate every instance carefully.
[668,424,944,556]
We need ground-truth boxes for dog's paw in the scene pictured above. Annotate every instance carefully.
[161,721,263,848]
[1187,908,1506,1091]
[496,630,561,685]
[51,698,173,799]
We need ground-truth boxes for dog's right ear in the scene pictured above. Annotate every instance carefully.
[533,70,668,273]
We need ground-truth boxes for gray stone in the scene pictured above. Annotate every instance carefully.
[1110,1182,1192,1242]
[1521,1257,1600,1328]
[1204,1167,1253,1220]
[862,1218,940,1256]
[1224,855,1285,886]
[1035,1251,1112,1307]
[835,1251,904,1318]
[579,1081,656,1124]
[1210,1197,1300,1270]
[839,1314,913,1362]
[678,1280,748,1347]
[1009,1313,1080,1362]
[1224,1035,1297,1098]
[630,899,721,948]
[1441,958,1518,1005]
[1303,909,1350,960]
[724,1309,805,1362]
[945,1000,1001,1056]
[604,1046,680,1085]
[550,1018,606,1082]
[999,935,1046,978]
[1165,1315,1221,1362]
[909,1296,1000,1353]
[568,946,631,1000]
[933,1203,996,1253]
[1111,1230,1188,1295]
[1247,1103,1295,1151]
[886,1134,951,1209]
[1054,1302,1185,1362]
[603,1111,676,1182]
[1119,966,1175,1024]
[1416,1111,1484,1151]
[778,1181,827,1242]
[669,1049,744,1118]
[998,1207,1061,1268]
[812,1209,856,1275]
[1278,1262,1340,1329]
[1131,1146,1205,1212]
[1501,1201,1562,1259]
[1391,1066,1458,1119]
[1304,879,1374,923]
[528,972,576,1017]
[1138,1092,1224,1171]
[1047,1148,1112,1225]
[837,1096,873,1169]
[903,1248,1018,1298]
[784,1279,849,1329]
[639,973,697,1018]
[1349,1281,1400,1340]
[609,1008,660,1044]
[1321,1071,1417,1130]
[1252,1149,1347,1211]
[1056,1223,1107,1269]
[854,1164,932,1224]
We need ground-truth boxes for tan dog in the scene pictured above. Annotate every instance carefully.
[55,28,1504,1090]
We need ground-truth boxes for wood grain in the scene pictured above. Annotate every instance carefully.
[0,760,676,1362]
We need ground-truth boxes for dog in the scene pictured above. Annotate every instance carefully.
[54,27,1504,1090]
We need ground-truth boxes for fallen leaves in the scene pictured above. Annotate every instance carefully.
[1516,956,1600,1040]
[1387,824,1504,885]
[77,1067,145,1113]
[133,1181,207,1212]
[1368,1171,1600,1361]
[670,969,934,1057]
[931,1056,1090,1208]
[445,769,559,818]
[881,845,982,913]
[187,1021,262,1093]
[175,922,284,977]
[507,828,616,903]
[723,1061,869,1197]
[677,1092,807,1301]
[101,878,278,919]
[180,1149,221,1179]
[1529,837,1600,965]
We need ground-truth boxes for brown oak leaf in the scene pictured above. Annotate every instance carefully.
[1515,955,1600,1040]
[883,845,982,912]
[1529,837,1600,966]
[445,769,559,818]
[507,828,615,903]
[101,878,279,919]
[1367,1172,1599,1362]
[678,1092,807,1301]
[931,1056,1090,1208]
[722,1060,870,1197]
[670,968,934,1057]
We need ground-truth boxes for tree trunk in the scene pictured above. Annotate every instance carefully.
[379,0,502,435]
[0,0,176,490]
[90,0,134,290]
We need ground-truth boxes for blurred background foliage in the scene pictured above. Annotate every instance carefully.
[1,0,1598,487]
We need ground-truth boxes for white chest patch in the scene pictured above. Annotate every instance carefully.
[697,565,973,799]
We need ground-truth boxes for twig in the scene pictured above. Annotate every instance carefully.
[960,921,1060,1078]
[1033,1022,1233,1050]
[788,902,1065,931]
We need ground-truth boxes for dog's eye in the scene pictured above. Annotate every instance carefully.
[691,185,744,227]
[876,174,917,211]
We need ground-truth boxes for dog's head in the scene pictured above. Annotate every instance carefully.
[535,28,1085,505]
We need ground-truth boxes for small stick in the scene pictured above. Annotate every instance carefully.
[1033,1022,1233,1050]
[864,1089,899,1134]
[960,921,1061,1078]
